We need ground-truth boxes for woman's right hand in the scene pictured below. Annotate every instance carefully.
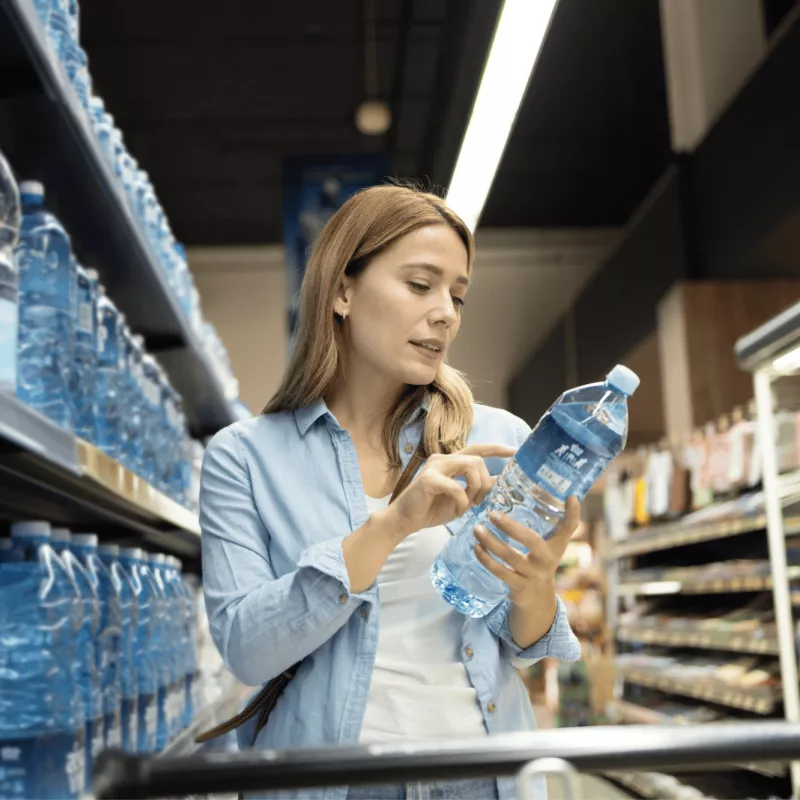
[378,444,517,540]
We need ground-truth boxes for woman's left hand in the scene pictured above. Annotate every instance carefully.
[472,496,581,609]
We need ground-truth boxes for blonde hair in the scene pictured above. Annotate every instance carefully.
[264,184,475,466]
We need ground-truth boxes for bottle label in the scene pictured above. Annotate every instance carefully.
[78,301,93,334]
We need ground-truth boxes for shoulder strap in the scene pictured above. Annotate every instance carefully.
[389,439,427,504]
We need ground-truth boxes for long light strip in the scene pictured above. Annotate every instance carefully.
[446,0,558,232]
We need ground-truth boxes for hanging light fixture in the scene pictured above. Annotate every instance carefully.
[355,0,392,136]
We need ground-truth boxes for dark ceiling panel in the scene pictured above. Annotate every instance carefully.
[481,0,671,229]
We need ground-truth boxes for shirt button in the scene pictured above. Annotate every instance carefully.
[465,646,474,658]
[405,443,414,454]
[360,607,368,619]
[487,703,496,713]
[338,593,348,604]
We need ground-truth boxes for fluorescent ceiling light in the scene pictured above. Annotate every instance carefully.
[446,0,558,232]
[773,345,800,373]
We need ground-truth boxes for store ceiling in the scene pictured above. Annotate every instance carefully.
[81,0,672,246]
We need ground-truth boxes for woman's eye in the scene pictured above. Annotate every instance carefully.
[452,296,466,308]
[408,281,430,293]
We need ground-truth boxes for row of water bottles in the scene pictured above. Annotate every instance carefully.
[0,150,200,505]
[30,0,239,401]
[0,522,201,800]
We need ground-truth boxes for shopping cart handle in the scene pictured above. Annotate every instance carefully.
[93,721,800,799]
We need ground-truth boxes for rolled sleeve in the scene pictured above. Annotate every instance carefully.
[484,596,581,668]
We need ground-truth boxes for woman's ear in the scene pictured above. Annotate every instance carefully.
[334,275,353,320]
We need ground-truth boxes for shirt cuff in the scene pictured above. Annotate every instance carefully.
[484,595,581,668]
[295,535,378,607]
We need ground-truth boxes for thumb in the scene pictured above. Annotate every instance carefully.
[548,496,581,555]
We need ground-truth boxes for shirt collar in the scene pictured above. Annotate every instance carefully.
[294,392,430,437]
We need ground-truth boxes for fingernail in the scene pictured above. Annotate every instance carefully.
[489,511,502,523]
[474,525,486,537]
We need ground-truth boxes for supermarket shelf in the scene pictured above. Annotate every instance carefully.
[618,567,800,597]
[161,677,249,758]
[617,625,779,656]
[618,668,779,714]
[611,514,800,559]
[0,0,236,437]
[0,391,200,558]
[608,700,787,779]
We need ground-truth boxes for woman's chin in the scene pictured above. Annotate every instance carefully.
[400,363,439,386]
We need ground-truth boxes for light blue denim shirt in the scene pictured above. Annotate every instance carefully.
[200,399,581,800]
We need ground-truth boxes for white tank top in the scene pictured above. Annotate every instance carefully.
[358,495,488,744]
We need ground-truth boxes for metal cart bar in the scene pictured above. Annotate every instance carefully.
[94,722,800,799]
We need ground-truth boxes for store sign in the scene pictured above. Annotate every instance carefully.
[281,154,392,344]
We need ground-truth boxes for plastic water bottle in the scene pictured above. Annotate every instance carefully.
[70,264,96,441]
[94,286,123,458]
[0,151,20,393]
[122,330,146,477]
[47,0,71,62]
[136,555,170,750]
[151,554,185,739]
[15,181,74,429]
[2,521,84,799]
[32,0,50,28]
[98,544,139,753]
[71,534,123,752]
[119,548,157,753]
[170,557,199,727]
[432,365,640,617]
[141,354,163,486]
[51,528,101,792]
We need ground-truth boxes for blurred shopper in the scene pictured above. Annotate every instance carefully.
[200,185,581,800]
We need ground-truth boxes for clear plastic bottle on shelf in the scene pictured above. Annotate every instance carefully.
[71,534,123,751]
[119,327,143,475]
[171,556,201,724]
[141,354,164,488]
[71,264,96,442]
[3,521,84,800]
[66,0,79,43]
[136,554,169,751]
[32,0,50,28]
[171,391,190,504]
[47,0,72,62]
[162,556,193,727]
[51,528,101,794]
[64,43,91,112]
[98,544,139,753]
[0,150,20,393]
[88,98,114,166]
[151,553,185,739]
[15,181,74,429]
[118,547,157,753]
[94,286,123,458]
[432,365,640,617]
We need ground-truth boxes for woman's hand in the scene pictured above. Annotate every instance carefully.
[379,444,516,541]
[472,496,581,610]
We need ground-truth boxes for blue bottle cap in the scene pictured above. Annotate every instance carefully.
[98,544,120,557]
[606,365,640,396]
[51,527,72,543]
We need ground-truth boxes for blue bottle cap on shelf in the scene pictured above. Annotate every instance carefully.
[72,533,98,548]
[606,365,640,396]
[120,547,144,561]
[19,180,44,198]
[11,520,51,538]
[98,544,120,557]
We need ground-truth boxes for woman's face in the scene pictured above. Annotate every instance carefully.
[338,224,470,388]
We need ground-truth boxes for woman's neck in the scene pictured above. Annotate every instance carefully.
[327,366,404,446]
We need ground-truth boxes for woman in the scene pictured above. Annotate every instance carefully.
[200,185,581,800]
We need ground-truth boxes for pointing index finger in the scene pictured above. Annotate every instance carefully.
[459,443,517,458]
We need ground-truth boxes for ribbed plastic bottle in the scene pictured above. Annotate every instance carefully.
[71,534,123,751]
[98,544,139,753]
[2,521,84,799]
[432,365,640,617]
[118,548,157,753]
[51,528,101,792]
